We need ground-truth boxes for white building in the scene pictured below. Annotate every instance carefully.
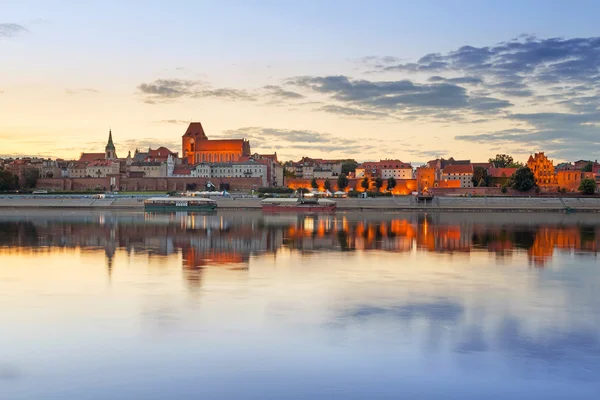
[441,164,474,188]
[381,167,413,180]
[191,163,211,178]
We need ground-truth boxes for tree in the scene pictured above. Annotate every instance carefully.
[0,169,19,191]
[510,167,536,192]
[472,166,488,187]
[283,168,296,178]
[341,160,359,175]
[578,178,597,195]
[21,169,39,189]
[324,178,331,192]
[310,177,318,189]
[361,177,370,191]
[489,154,514,168]
[582,162,593,172]
[387,177,397,191]
[374,177,384,192]
[337,173,349,190]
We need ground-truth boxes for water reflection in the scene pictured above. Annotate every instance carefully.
[1,211,599,270]
[2,210,600,399]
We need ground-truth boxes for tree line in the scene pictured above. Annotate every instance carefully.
[0,168,39,191]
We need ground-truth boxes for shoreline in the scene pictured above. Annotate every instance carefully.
[2,196,600,212]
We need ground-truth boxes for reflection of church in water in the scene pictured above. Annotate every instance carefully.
[1,212,600,283]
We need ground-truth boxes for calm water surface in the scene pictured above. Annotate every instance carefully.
[1,210,600,399]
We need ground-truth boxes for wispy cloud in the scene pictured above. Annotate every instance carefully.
[0,23,28,38]
[65,88,100,95]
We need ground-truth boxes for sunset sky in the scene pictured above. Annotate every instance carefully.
[1,0,599,163]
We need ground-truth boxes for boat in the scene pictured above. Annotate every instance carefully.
[413,190,434,202]
[32,190,48,194]
[144,197,217,211]
[260,197,337,212]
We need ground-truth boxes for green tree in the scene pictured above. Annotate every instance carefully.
[0,169,19,191]
[337,173,349,190]
[324,178,332,192]
[387,177,397,191]
[341,160,359,175]
[310,177,318,189]
[489,154,514,168]
[472,166,488,187]
[578,178,597,195]
[582,162,593,172]
[510,167,536,192]
[361,177,370,191]
[374,177,384,191]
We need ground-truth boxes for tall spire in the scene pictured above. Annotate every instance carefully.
[106,129,115,150]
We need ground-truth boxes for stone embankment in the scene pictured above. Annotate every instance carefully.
[2,195,600,212]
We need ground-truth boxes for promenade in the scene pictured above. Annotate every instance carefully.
[2,195,600,212]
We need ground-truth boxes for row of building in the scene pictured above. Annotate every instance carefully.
[2,120,599,193]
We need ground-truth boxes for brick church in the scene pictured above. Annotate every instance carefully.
[182,122,250,164]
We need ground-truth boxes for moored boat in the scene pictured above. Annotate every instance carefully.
[260,197,336,212]
[144,197,217,211]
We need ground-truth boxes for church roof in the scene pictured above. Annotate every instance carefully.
[184,122,208,139]
[106,130,115,150]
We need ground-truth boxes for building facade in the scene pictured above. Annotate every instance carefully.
[86,161,120,178]
[557,171,596,192]
[527,152,556,187]
[182,122,250,164]
[441,164,474,188]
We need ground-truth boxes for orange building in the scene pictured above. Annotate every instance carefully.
[182,122,250,164]
[527,152,556,187]
[416,167,435,191]
[557,170,595,192]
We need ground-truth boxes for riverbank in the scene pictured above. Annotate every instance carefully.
[2,196,600,212]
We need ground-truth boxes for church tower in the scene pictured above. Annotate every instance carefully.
[105,129,117,160]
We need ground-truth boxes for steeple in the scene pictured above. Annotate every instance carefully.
[105,129,117,160]
[106,129,115,150]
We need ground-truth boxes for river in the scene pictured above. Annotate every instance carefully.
[1,210,599,399]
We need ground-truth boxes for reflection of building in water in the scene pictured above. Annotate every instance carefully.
[1,213,599,271]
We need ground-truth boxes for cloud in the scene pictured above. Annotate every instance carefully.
[154,119,190,125]
[288,75,510,120]
[121,138,181,152]
[317,105,389,118]
[0,23,28,38]
[455,111,600,160]
[193,88,255,101]
[65,88,100,95]
[137,79,202,101]
[216,127,386,159]
[137,79,257,103]
[263,85,304,100]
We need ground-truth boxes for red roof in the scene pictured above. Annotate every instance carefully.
[472,162,494,169]
[443,164,474,174]
[258,153,278,162]
[184,122,208,139]
[79,153,105,162]
[147,147,177,162]
[488,167,517,178]
[88,160,115,167]
[173,166,191,175]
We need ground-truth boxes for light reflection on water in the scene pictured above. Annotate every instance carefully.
[1,210,600,399]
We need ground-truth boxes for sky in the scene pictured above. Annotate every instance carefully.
[1,0,600,163]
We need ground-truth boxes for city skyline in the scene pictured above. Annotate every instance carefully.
[2,1,600,163]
